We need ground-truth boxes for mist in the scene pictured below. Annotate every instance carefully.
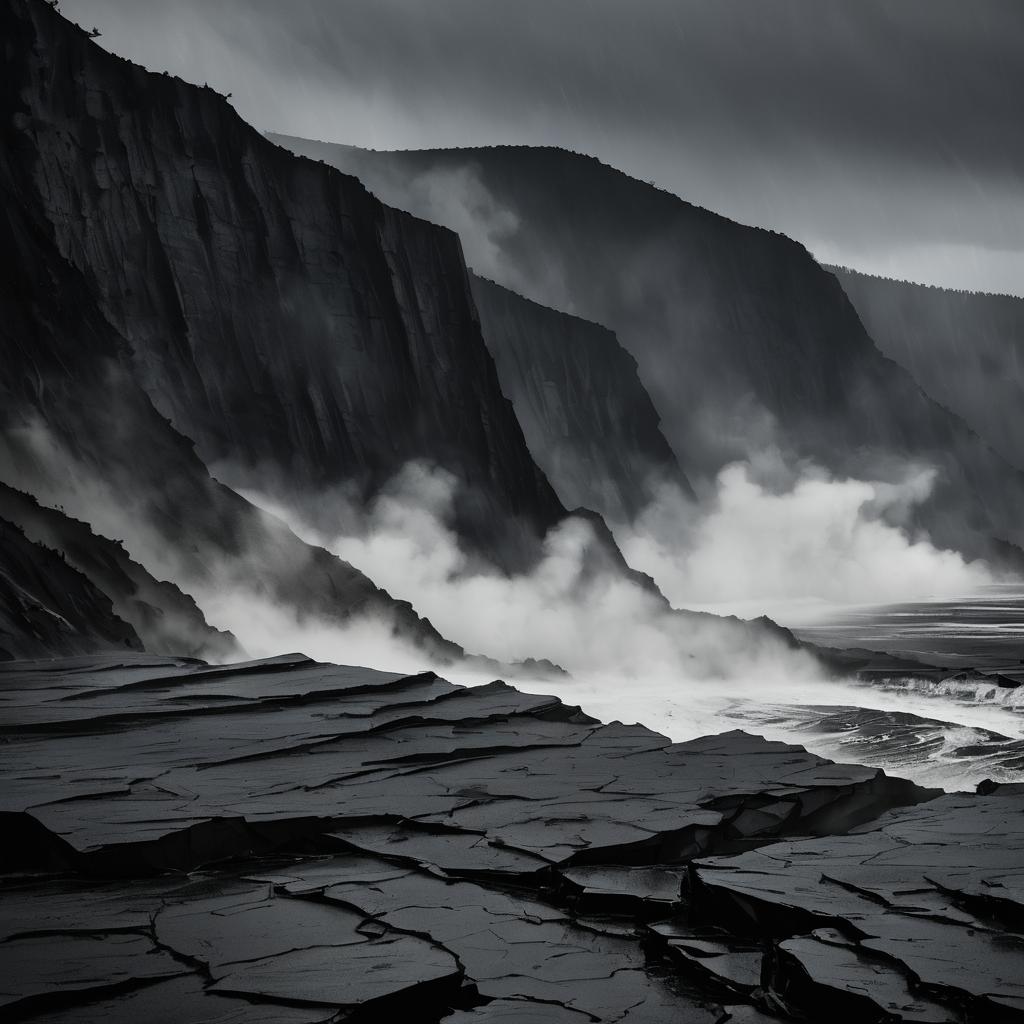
[237,455,995,684]
[233,460,1021,788]
[5,416,1014,787]
[0,418,455,673]
[619,455,996,623]
[239,463,821,685]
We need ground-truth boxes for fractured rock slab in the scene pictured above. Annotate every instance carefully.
[0,653,971,1022]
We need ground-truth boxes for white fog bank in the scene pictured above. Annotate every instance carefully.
[618,457,995,623]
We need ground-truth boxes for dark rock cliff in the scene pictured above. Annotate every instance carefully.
[5,0,565,569]
[469,275,692,523]
[833,267,1024,473]
[0,46,463,665]
[0,482,238,661]
[0,0,828,675]
[274,137,1024,568]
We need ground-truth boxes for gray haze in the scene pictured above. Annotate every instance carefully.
[60,0,1024,296]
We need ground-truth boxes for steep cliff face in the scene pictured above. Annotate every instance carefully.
[0,517,142,660]
[0,201,463,662]
[0,0,812,673]
[274,138,1024,566]
[470,275,691,523]
[0,49,462,665]
[6,0,564,568]
[833,268,1024,472]
[0,483,238,661]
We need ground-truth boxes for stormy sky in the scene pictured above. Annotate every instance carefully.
[62,0,1024,295]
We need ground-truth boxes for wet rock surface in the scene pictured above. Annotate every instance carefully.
[690,785,1024,1021]
[5,653,1015,1022]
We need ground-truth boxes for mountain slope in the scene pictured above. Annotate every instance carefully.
[469,274,692,523]
[6,0,564,570]
[833,267,1024,472]
[0,516,142,660]
[0,483,238,661]
[273,137,1024,567]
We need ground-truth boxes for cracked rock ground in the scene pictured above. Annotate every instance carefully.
[1,654,1021,1022]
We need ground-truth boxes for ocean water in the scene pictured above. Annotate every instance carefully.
[776,584,1024,788]
[789,583,1024,671]
[493,586,1024,791]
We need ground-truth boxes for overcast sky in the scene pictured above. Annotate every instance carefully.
[62,0,1024,296]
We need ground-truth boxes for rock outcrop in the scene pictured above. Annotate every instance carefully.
[272,137,1024,568]
[0,519,142,660]
[689,785,1024,1021]
[1,652,956,1022]
[832,267,1024,473]
[0,482,238,661]
[470,274,692,523]
[4,0,565,568]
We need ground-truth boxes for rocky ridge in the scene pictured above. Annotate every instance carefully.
[0,519,142,660]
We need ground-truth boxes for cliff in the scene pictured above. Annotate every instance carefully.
[5,0,564,569]
[833,267,1024,472]
[470,274,692,523]
[274,137,1024,568]
[0,59,462,665]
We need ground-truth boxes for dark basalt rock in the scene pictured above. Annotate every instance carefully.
[0,653,958,1022]
[469,274,693,524]
[689,789,1024,1020]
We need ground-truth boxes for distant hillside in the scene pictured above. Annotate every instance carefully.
[832,267,1024,472]
[272,135,1024,568]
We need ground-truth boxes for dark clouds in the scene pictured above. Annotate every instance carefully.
[61,0,1024,294]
